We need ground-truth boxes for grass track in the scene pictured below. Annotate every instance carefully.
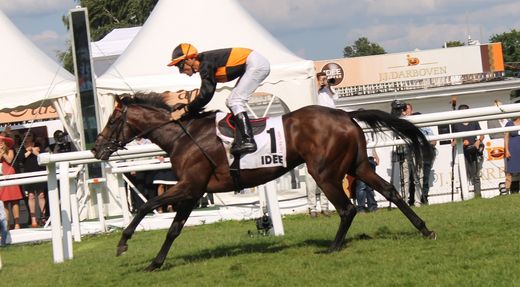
[1,195,519,287]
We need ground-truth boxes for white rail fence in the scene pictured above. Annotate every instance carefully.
[0,103,518,264]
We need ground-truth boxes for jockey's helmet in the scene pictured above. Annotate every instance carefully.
[167,43,198,67]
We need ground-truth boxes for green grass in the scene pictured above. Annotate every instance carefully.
[2,195,520,287]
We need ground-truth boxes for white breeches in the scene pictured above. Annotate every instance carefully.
[226,51,270,115]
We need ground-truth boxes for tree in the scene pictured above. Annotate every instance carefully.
[58,0,158,71]
[489,29,520,75]
[444,41,465,48]
[343,37,386,58]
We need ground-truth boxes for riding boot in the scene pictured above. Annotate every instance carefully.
[231,112,257,155]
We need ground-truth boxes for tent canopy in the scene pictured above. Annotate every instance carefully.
[96,0,315,114]
[0,10,76,112]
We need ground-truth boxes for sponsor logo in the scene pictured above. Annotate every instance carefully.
[321,63,344,86]
[261,154,284,165]
[407,54,420,66]
[485,142,504,160]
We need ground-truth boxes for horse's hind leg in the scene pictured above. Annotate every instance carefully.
[145,199,197,271]
[324,183,357,252]
[308,170,357,252]
[355,165,436,239]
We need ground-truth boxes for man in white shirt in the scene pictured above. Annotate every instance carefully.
[316,72,338,108]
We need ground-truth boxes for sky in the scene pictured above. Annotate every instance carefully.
[1,0,519,62]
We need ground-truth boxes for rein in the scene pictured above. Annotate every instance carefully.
[176,119,217,170]
[109,105,217,170]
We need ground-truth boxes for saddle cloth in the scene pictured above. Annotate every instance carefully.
[215,112,287,169]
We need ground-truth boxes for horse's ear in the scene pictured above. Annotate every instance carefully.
[114,94,126,109]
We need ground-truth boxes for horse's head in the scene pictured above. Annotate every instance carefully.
[92,92,174,160]
[91,96,134,160]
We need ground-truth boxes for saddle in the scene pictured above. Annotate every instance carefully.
[217,113,268,138]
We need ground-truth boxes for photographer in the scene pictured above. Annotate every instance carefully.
[451,104,484,198]
[316,72,338,108]
[49,130,74,154]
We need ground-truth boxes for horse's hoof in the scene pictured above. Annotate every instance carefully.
[145,262,161,272]
[116,244,128,257]
[318,245,342,254]
[427,231,437,240]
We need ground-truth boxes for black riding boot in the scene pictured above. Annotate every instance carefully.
[231,112,257,155]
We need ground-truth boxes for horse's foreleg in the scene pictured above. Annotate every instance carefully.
[116,196,176,256]
[146,199,197,271]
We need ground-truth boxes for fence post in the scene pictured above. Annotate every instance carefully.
[47,162,64,263]
[87,178,107,232]
[116,173,131,226]
[69,171,82,242]
[264,181,284,236]
[59,162,73,260]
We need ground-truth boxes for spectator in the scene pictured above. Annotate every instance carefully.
[355,132,379,212]
[49,130,74,153]
[0,200,12,246]
[21,131,47,227]
[504,116,520,193]
[0,134,23,229]
[153,156,177,213]
[401,103,422,206]
[316,71,338,108]
[451,104,484,198]
[413,112,437,205]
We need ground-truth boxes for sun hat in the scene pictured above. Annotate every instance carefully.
[0,135,14,148]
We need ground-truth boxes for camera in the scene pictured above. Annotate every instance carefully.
[327,78,336,85]
[390,100,406,117]
[255,213,273,236]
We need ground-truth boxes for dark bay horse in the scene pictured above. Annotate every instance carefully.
[91,93,436,271]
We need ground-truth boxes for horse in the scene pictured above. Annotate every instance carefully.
[91,92,436,271]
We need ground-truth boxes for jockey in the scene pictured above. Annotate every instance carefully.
[167,43,270,155]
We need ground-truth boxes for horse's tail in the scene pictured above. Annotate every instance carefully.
[348,109,434,167]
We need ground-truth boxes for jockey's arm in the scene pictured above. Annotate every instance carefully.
[186,63,217,113]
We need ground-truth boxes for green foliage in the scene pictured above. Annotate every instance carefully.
[57,0,158,68]
[490,29,520,74]
[343,37,386,58]
[2,195,520,286]
[444,40,465,48]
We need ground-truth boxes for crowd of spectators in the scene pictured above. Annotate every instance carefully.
[0,128,74,245]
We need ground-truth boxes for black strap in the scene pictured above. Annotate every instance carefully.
[230,154,242,192]
[176,119,218,170]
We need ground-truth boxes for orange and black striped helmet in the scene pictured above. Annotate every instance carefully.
[167,43,198,67]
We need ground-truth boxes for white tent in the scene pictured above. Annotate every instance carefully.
[91,27,141,76]
[96,0,315,121]
[0,10,82,148]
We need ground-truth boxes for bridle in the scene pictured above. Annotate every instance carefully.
[96,105,131,156]
[98,103,217,169]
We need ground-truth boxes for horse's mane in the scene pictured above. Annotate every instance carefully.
[119,92,172,112]
[117,92,217,120]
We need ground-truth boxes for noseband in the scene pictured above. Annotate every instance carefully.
[98,105,131,155]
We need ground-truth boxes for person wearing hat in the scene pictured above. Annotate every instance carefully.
[166,43,270,155]
[0,134,23,229]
